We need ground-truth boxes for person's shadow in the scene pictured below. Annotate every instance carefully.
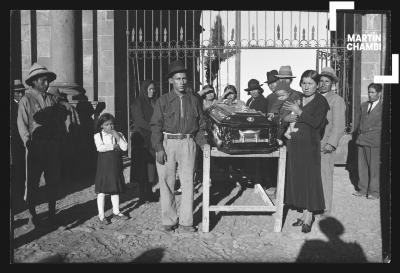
[130,248,165,263]
[296,217,368,263]
[346,133,359,191]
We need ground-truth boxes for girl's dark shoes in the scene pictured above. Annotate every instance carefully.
[113,213,129,220]
[98,217,111,226]
[292,218,304,226]
[301,216,315,233]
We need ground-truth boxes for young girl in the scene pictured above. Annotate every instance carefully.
[94,113,129,225]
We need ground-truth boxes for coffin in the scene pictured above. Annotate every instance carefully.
[205,102,279,154]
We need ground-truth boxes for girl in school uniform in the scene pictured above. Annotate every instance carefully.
[94,113,129,225]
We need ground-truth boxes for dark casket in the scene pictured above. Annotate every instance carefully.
[205,102,279,154]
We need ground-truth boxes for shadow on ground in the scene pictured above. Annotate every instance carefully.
[296,216,368,262]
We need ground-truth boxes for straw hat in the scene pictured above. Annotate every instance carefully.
[25,63,56,86]
[320,67,339,82]
[275,65,296,78]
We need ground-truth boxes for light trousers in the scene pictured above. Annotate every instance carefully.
[156,137,196,226]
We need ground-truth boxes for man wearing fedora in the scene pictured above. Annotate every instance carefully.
[318,67,346,216]
[17,63,63,227]
[150,60,207,232]
[11,79,26,210]
[264,70,279,113]
[267,66,303,117]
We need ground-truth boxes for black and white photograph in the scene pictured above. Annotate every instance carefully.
[10,6,393,263]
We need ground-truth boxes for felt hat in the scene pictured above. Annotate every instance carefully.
[166,60,188,79]
[244,79,264,93]
[25,63,56,86]
[320,67,339,82]
[275,65,296,78]
[264,70,279,84]
[13,79,26,92]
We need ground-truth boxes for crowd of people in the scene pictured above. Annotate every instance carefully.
[10,60,383,234]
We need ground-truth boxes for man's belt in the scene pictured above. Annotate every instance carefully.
[164,132,194,140]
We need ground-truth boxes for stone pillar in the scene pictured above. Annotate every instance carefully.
[49,10,80,99]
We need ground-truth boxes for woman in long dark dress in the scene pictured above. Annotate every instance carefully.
[282,70,329,233]
[130,80,159,203]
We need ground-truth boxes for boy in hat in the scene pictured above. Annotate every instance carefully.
[17,63,63,228]
[150,60,207,233]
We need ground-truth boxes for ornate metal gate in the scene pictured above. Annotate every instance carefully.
[126,10,353,154]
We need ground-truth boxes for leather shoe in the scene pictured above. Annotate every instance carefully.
[301,216,315,233]
[292,218,304,226]
[367,195,379,200]
[352,191,365,197]
[98,217,111,226]
[162,224,177,232]
[112,213,129,220]
[178,225,196,233]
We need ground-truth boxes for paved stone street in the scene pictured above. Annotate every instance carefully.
[12,165,384,263]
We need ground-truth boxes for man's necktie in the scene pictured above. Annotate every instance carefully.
[249,98,255,107]
[367,102,373,114]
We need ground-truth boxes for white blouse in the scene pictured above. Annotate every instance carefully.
[94,131,128,152]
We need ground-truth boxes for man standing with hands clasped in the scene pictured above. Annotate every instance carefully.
[353,83,383,200]
[150,60,208,233]
[318,67,346,216]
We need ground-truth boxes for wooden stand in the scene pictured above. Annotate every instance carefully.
[201,144,287,232]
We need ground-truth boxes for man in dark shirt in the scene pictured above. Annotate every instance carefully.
[266,65,303,119]
[150,60,207,233]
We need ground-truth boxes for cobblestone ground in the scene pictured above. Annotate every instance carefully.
[12,166,384,263]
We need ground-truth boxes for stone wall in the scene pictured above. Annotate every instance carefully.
[360,14,386,102]
[20,10,32,82]
[97,10,115,115]
[36,10,51,69]
[82,10,95,102]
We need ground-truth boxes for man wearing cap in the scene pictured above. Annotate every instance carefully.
[318,67,346,216]
[150,60,207,232]
[17,63,64,227]
[11,79,26,209]
[245,79,268,113]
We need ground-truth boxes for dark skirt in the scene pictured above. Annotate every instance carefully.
[284,128,325,212]
[94,150,125,194]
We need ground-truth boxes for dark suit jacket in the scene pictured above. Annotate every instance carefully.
[355,100,382,147]
[246,94,268,114]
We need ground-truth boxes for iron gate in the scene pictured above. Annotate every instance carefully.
[126,10,353,155]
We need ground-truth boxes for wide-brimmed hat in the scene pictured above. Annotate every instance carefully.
[320,67,339,82]
[166,60,188,79]
[275,65,296,79]
[244,79,264,93]
[264,70,279,84]
[13,79,26,92]
[25,63,57,86]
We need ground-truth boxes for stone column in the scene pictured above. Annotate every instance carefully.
[49,10,81,99]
